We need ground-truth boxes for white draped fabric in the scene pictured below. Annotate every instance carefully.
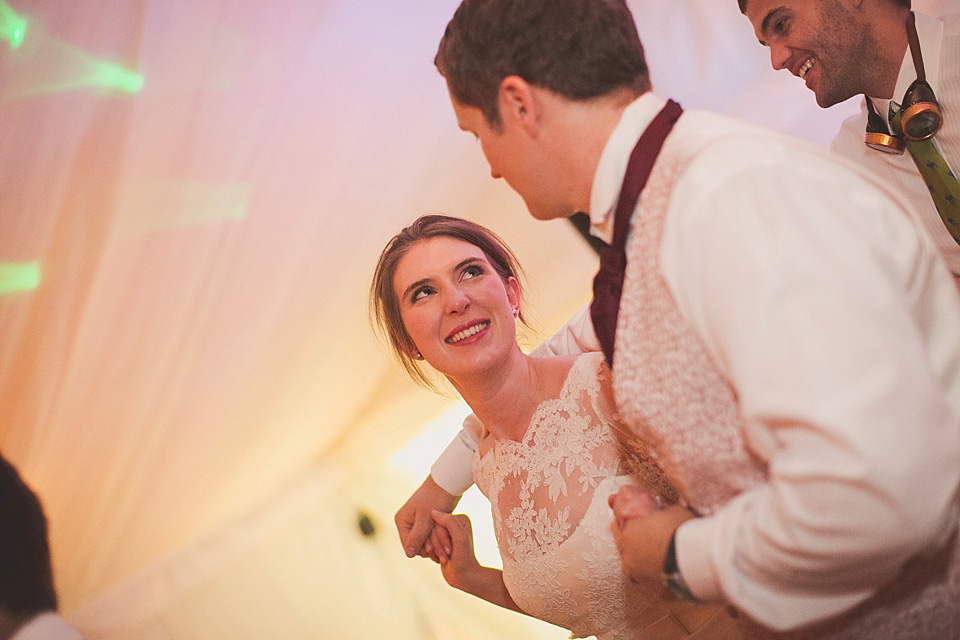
[0,1,942,638]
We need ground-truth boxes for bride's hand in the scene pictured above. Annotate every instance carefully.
[608,484,663,528]
[608,486,694,584]
[430,510,482,591]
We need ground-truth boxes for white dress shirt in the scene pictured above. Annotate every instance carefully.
[831,11,960,277]
[597,92,960,633]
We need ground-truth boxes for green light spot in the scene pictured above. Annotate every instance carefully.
[0,14,144,104]
[147,181,250,230]
[0,1,27,49]
[0,262,42,295]
[96,64,144,93]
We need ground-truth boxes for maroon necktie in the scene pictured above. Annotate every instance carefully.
[590,99,683,366]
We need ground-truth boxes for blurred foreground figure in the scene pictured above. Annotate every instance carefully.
[0,455,82,640]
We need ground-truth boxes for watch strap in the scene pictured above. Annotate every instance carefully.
[662,529,701,603]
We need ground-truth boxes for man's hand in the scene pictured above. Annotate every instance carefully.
[608,484,694,584]
[395,475,460,559]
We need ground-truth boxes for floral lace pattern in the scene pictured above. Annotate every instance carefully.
[473,353,687,639]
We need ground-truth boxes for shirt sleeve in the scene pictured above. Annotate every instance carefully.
[529,304,601,357]
[661,137,960,630]
[429,416,481,496]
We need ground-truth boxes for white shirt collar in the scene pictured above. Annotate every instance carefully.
[11,613,82,640]
[587,92,667,245]
[871,11,944,120]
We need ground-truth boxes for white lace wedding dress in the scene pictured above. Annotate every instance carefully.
[473,352,737,640]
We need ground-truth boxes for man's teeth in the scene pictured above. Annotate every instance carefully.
[448,321,489,344]
[798,58,814,79]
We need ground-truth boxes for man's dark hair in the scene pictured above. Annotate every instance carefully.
[0,455,58,616]
[435,0,651,129]
[739,0,910,14]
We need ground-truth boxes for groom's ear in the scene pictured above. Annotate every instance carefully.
[498,75,539,137]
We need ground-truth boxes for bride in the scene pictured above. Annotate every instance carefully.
[370,214,740,639]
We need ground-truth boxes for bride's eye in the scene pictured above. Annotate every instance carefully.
[462,264,484,279]
[411,285,435,302]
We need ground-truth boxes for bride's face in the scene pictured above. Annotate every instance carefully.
[393,236,520,379]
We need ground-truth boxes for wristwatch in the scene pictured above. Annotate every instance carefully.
[662,529,701,603]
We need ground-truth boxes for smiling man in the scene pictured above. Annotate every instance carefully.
[740,0,960,283]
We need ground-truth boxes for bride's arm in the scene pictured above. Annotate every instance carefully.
[430,511,524,614]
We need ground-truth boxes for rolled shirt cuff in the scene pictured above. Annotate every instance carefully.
[429,428,477,495]
[674,516,722,603]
